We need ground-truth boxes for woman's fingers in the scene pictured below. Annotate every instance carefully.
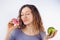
[51,30,57,38]
[48,30,57,38]
[8,18,19,29]
[8,21,14,28]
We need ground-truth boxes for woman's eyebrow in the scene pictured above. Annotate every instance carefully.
[21,11,31,14]
[26,11,31,12]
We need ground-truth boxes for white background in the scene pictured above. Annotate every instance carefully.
[0,0,60,40]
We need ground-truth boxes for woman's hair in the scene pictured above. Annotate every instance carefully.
[18,4,45,32]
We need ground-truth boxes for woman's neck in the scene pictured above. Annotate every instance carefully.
[22,23,39,35]
[26,24,35,31]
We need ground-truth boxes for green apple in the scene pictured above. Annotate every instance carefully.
[47,27,55,35]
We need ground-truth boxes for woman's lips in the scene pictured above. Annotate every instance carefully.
[23,19,28,22]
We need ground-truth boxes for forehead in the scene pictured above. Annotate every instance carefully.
[21,7,31,13]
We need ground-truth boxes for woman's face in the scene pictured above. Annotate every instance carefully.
[21,7,33,25]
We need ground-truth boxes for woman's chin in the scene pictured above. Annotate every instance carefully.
[24,22,30,25]
[24,23,29,25]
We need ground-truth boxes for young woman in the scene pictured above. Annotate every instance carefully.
[5,4,57,40]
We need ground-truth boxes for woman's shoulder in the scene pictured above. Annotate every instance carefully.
[40,31,46,35]
[40,31,46,38]
[8,28,22,40]
[10,28,22,36]
[12,28,21,33]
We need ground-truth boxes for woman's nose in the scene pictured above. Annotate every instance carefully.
[23,14,27,18]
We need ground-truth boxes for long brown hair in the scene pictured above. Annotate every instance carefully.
[18,4,45,32]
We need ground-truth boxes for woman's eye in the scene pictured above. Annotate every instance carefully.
[26,12,30,15]
[27,14,29,15]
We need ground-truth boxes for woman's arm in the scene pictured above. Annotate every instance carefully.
[43,36,48,40]
[5,19,19,40]
[5,26,14,40]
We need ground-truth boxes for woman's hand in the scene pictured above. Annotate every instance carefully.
[44,30,57,40]
[7,18,19,31]
[47,30,57,39]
